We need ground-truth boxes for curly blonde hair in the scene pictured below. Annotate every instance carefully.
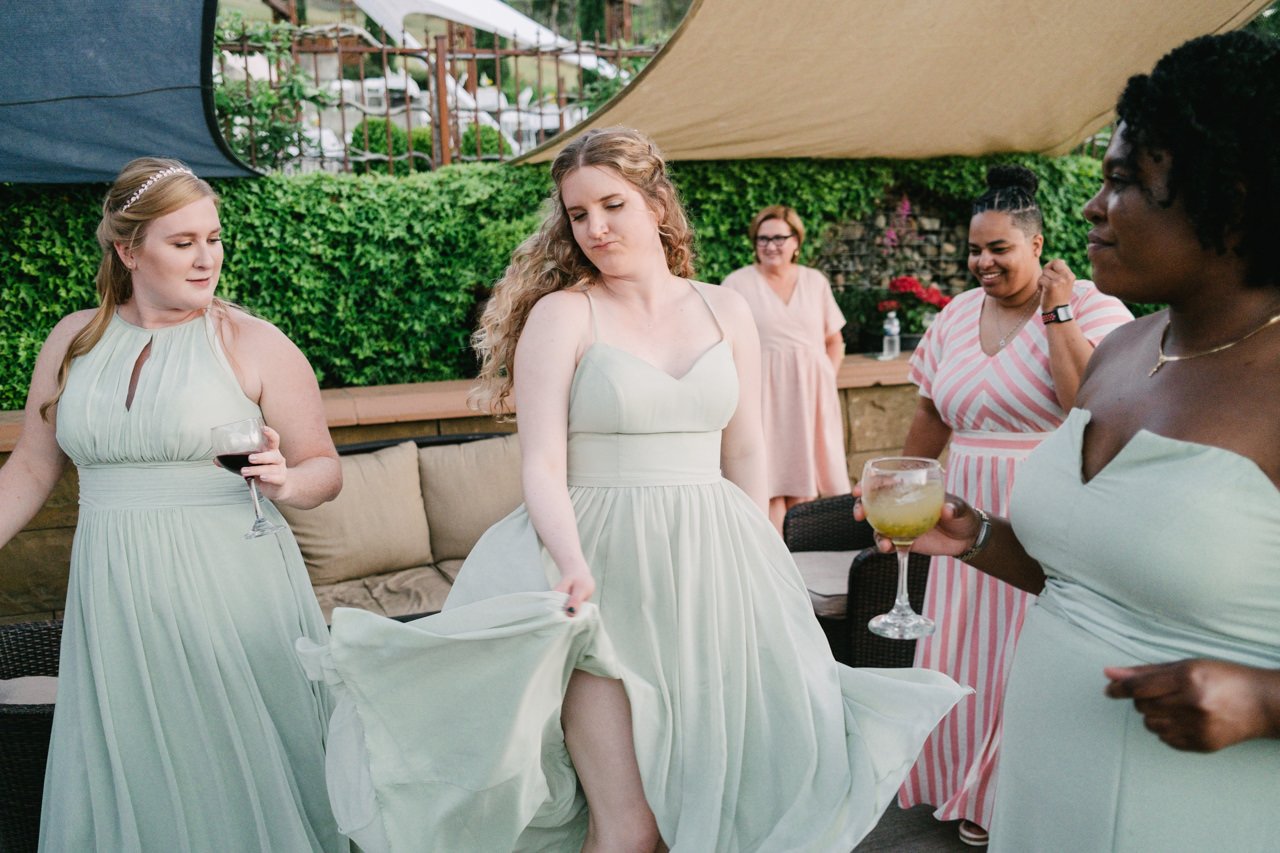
[470,127,696,414]
[41,157,226,420]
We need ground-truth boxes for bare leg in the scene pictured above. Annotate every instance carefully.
[769,496,788,533]
[562,670,663,853]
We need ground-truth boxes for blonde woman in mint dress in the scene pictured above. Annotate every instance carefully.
[299,128,968,852]
[0,159,345,851]
[864,33,1280,852]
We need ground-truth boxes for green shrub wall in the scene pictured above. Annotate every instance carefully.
[0,154,1108,411]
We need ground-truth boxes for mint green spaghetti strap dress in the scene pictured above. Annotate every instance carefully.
[992,408,1280,851]
[298,286,968,852]
[42,312,344,852]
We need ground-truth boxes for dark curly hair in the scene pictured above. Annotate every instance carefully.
[1116,30,1280,287]
[971,164,1043,237]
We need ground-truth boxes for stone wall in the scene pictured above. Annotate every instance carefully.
[815,194,970,345]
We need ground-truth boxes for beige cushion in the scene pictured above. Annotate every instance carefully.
[312,578,383,622]
[791,550,853,619]
[0,675,57,704]
[419,434,523,562]
[365,564,454,619]
[280,441,432,586]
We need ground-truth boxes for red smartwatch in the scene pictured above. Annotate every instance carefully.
[1042,304,1074,324]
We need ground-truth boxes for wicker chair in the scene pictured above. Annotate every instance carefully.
[0,619,61,853]
[781,494,874,554]
[845,548,930,668]
[782,496,875,664]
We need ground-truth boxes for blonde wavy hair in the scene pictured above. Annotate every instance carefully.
[470,127,696,414]
[41,157,227,420]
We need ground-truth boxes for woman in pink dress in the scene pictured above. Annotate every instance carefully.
[722,205,849,532]
[897,166,1132,846]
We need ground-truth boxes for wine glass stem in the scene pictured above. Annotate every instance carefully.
[893,545,913,613]
[248,477,267,521]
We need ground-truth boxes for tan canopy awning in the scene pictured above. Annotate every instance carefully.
[522,0,1270,163]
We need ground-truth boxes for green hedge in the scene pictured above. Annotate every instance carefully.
[0,154,1110,411]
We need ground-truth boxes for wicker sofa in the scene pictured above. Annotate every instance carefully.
[782,495,929,667]
[278,432,524,622]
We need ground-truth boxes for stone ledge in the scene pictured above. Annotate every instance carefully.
[0,355,912,452]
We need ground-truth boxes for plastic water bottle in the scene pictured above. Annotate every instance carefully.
[880,311,901,360]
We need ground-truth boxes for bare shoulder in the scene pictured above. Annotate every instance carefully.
[524,288,592,339]
[219,305,303,356]
[696,280,752,327]
[1090,310,1164,363]
[47,309,97,345]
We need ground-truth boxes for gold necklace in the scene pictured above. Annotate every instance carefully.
[989,296,1038,349]
[1149,308,1280,376]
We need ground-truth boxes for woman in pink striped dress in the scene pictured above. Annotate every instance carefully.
[897,165,1132,846]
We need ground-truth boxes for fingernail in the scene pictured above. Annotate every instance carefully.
[566,606,576,615]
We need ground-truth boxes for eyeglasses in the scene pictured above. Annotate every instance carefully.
[755,234,794,247]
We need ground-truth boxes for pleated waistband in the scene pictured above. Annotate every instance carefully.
[567,431,722,486]
[78,462,253,508]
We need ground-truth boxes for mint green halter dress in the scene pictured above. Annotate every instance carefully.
[300,287,967,852]
[43,312,343,852]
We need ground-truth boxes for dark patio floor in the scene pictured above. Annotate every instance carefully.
[854,802,974,852]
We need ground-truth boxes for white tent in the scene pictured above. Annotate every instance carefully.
[354,0,617,76]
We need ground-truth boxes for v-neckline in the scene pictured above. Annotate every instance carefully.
[1072,408,1278,491]
[757,266,799,308]
[586,339,727,382]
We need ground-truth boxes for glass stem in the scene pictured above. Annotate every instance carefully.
[248,477,267,521]
[893,545,913,614]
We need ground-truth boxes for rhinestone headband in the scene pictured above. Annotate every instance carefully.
[119,166,194,213]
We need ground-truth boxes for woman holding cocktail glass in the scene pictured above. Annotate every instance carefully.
[894,164,1131,846]
[0,157,345,850]
[864,32,1280,851]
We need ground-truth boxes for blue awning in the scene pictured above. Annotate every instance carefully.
[0,0,258,183]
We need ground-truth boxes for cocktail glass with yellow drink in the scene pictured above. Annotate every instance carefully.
[860,457,944,639]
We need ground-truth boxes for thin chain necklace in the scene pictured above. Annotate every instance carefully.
[988,296,1038,350]
[1149,307,1280,376]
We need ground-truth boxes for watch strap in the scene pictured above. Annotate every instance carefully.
[1041,304,1074,324]
[957,507,992,564]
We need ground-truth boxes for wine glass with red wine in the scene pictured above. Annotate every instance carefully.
[210,416,285,539]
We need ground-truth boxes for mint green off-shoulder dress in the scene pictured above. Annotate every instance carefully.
[300,288,968,852]
[43,312,343,852]
[993,408,1280,851]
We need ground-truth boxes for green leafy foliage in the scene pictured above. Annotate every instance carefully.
[213,12,334,171]
[459,125,512,159]
[0,154,1143,411]
[349,118,433,175]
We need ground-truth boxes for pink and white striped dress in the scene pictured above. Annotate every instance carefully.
[898,281,1131,829]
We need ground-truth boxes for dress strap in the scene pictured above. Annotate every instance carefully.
[687,279,725,339]
[583,290,601,344]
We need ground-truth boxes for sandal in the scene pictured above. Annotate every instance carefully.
[958,820,989,847]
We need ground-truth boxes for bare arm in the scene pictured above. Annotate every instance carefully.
[0,313,89,548]
[222,312,340,509]
[1039,260,1096,411]
[512,293,595,613]
[825,330,844,374]
[714,287,769,513]
[901,396,952,459]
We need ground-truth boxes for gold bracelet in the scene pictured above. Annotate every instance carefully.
[957,507,992,564]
